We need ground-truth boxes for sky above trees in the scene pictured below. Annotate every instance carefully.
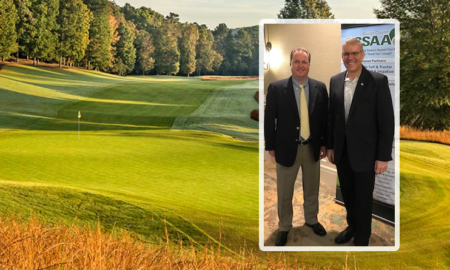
[113,0,381,28]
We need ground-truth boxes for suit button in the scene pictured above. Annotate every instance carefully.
[296,127,299,130]
[295,139,298,142]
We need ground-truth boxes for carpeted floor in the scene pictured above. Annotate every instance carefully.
[263,160,395,247]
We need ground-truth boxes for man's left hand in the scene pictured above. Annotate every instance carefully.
[374,160,388,175]
[320,146,327,159]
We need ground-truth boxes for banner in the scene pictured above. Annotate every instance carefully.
[340,24,396,213]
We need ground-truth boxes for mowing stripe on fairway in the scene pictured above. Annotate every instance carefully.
[172,80,258,138]
[0,65,260,251]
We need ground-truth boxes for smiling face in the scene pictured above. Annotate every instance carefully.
[342,42,365,76]
[290,50,310,83]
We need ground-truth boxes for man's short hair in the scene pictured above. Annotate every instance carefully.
[343,38,364,51]
[290,47,311,63]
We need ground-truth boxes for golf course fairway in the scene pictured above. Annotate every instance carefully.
[0,64,259,251]
[2,64,450,268]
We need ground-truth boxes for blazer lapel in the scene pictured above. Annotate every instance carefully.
[308,79,318,116]
[348,66,369,121]
[284,77,300,120]
[336,72,346,121]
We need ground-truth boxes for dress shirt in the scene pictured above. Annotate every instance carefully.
[344,73,360,122]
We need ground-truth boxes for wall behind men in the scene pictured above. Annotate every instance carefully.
[263,24,342,97]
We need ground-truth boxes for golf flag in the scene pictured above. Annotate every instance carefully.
[78,111,81,119]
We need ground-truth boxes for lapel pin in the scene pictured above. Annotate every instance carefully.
[361,83,364,86]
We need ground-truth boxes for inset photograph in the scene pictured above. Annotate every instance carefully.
[259,20,399,251]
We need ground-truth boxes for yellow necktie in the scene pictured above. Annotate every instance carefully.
[300,84,310,139]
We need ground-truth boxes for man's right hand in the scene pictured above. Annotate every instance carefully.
[269,150,275,157]
[327,149,334,164]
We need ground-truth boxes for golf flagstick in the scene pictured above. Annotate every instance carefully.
[78,111,81,140]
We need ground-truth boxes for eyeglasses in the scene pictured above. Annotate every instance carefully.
[342,51,362,57]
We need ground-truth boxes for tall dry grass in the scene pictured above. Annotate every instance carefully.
[400,126,450,145]
[0,216,351,269]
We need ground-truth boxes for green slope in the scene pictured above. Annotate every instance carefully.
[278,140,450,269]
[0,64,259,250]
[2,64,450,268]
[0,64,250,131]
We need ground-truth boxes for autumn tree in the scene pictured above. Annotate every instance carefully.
[135,30,155,75]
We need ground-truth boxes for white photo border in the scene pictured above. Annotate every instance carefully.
[258,19,400,252]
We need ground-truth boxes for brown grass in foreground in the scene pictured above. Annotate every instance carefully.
[0,216,354,269]
[400,126,450,145]
[201,76,258,81]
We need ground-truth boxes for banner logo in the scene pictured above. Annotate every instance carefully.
[355,28,395,46]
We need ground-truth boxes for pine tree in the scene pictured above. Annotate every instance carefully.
[113,22,136,75]
[122,5,164,33]
[244,26,259,76]
[0,0,18,61]
[212,23,228,56]
[25,0,59,65]
[196,25,221,75]
[58,0,92,67]
[278,0,334,19]
[13,0,32,62]
[222,28,253,75]
[83,0,111,71]
[375,0,450,130]
[179,23,199,76]
[232,29,253,75]
[154,15,180,75]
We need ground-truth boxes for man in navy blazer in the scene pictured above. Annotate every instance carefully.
[327,38,394,246]
[265,47,328,246]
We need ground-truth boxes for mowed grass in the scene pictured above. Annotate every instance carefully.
[0,64,248,130]
[0,64,259,251]
[2,64,450,268]
[173,81,259,138]
[275,140,450,269]
[58,80,251,129]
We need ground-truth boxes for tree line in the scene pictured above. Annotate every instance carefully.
[375,0,450,130]
[0,0,258,76]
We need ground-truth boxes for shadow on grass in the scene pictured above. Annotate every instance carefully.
[0,184,219,249]
[0,84,176,131]
[4,65,128,83]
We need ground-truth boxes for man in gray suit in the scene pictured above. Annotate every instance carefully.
[265,47,329,246]
[327,38,394,246]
